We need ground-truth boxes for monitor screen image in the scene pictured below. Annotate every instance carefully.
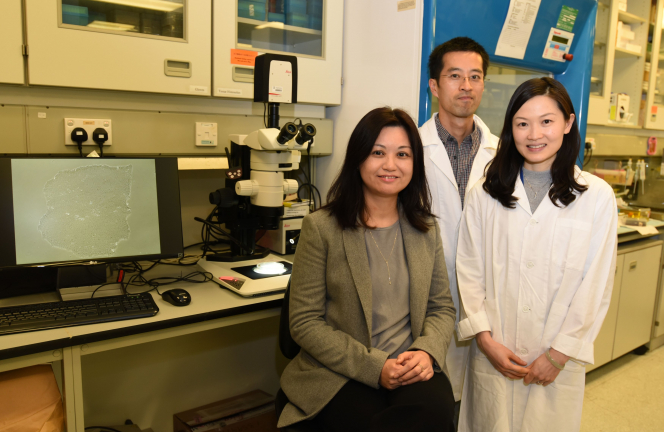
[0,158,183,267]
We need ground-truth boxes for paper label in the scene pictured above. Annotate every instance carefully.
[397,0,416,12]
[217,88,243,96]
[495,0,541,60]
[652,105,658,115]
[556,5,578,32]
[231,49,260,66]
[189,85,208,94]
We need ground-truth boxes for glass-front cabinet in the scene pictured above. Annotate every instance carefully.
[0,0,25,85]
[25,0,211,95]
[591,2,612,97]
[213,0,343,105]
[644,0,664,129]
[237,0,324,58]
[59,0,185,40]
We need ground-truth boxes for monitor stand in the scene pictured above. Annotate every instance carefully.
[56,264,124,301]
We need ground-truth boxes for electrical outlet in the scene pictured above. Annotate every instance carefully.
[64,118,113,146]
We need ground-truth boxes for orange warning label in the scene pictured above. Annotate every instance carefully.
[231,49,259,66]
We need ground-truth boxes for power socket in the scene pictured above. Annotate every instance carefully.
[64,118,113,146]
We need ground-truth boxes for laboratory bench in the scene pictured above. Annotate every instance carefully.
[0,262,289,432]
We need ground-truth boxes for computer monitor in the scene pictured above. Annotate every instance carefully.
[0,157,183,268]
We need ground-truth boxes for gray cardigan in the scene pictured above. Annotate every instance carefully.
[278,209,456,427]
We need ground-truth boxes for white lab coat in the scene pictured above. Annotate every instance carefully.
[420,113,498,400]
[456,167,618,432]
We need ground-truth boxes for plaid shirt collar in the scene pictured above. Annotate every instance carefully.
[434,113,482,148]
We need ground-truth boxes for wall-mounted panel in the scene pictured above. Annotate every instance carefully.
[25,1,211,96]
[0,0,25,85]
[25,106,332,155]
[0,105,27,154]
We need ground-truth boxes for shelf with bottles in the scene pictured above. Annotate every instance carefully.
[59,0,185,40]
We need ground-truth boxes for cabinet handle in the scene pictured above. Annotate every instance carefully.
[629,261,637,271]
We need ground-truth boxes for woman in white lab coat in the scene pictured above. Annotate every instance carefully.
[456,77,617,432]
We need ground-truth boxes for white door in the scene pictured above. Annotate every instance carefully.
[213,0,343,105]
[0,0,25,84]
[25,0,211,96]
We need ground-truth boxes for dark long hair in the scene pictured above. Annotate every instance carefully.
[324,107,434,232]
[483,77,587,208]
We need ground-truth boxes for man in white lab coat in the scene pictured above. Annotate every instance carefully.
[419,37,499,405]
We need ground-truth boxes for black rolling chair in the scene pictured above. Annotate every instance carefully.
[275,277,318,432]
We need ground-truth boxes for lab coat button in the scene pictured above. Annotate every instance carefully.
[522,306,530,313]
[530,219,537,225]
[520,348,528,355]
[526,261,534,268]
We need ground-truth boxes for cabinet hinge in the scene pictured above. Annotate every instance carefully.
[22,45,28,56]
[341,77,344,86]
[656,321,660,327]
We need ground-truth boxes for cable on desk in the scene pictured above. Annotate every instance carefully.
[84,427,124,432]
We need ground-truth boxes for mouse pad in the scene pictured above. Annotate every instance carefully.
[231,261,293,280]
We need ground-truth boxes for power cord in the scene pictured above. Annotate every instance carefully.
[92,128,109,157]
[71,127,88,158]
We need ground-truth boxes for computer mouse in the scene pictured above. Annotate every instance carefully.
[161,289,191,306]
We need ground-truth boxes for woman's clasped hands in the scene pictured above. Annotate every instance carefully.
[379,350,435,390]
[476,331,569,386]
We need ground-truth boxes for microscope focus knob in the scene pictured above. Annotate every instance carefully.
[235,180,257,196]
[283,179,299,195]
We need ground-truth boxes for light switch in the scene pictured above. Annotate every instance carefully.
[196,122,217,147]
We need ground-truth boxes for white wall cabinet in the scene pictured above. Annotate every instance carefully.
[588,241,662,372]
[0,0,25,85]
[213,0,343,105]
[25,1,212,96]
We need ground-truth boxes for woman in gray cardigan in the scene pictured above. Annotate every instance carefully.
[278,107,457,431]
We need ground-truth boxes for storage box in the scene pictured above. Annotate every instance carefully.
[610,93,630,121]
[268,12,285,23]
[286,12,309,28]
[286,0,308,14]
[238,0,267,20]
[62,5,88,26]
[173,390,277,432]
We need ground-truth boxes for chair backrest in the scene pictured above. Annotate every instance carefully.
[279,276,301,359]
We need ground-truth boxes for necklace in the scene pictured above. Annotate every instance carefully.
[524,177,551,202]
[368,223,400,285]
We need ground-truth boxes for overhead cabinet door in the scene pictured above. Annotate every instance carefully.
[213,0,343,105]
[0,0,25,84]
[25,0,211,96]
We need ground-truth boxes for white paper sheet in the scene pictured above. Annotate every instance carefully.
[495,0,542,60]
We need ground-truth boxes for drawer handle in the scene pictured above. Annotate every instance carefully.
[629,261,637,271]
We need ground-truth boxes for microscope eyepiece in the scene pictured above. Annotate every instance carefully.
[295,123,317,145]
[277,122,298,144]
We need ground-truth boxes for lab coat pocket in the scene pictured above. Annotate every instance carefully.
[520,360,586,431]
[552,219,592,271]
[460,342,509,432]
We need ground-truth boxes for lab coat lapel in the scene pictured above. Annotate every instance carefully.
[342,228,373,337]
[514,175,532,215]
[466,115,498,195]
[400,217,429,337]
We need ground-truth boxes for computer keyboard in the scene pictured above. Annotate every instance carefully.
[0,292,159,335]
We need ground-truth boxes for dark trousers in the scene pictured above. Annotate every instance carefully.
[311,372,455,432]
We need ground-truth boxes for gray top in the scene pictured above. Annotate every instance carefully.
[364,220,412,359]
[522,168,552,213]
